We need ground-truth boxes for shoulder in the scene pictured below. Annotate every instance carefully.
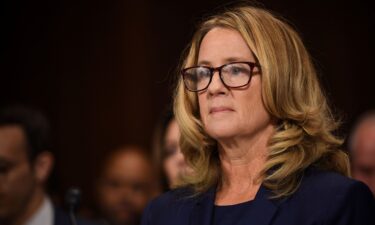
[283,168,375,224]
[298,167,371,197]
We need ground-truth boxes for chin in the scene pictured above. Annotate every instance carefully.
[204,123,238,140]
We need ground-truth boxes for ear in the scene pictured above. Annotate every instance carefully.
[33,151,54,184]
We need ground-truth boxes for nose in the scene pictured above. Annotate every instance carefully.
[206,70,227,95]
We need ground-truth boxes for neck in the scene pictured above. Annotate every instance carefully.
[215,124,274,204]
[11,187,45,225]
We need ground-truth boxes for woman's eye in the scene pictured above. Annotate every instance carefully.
[230,66,244,75]
[196,69,210,80]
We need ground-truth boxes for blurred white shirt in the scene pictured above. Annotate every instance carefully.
[25,196,53,225]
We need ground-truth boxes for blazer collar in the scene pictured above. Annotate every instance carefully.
[189,185,281,225]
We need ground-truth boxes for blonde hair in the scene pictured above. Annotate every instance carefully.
[174,5,350,198]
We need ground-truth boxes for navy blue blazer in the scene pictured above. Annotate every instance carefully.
[141,168,375,225]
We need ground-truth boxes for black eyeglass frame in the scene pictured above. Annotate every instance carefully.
[181,61,261,92]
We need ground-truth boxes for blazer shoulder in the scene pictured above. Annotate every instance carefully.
[273,168,375,224]
[292,168,375,223]
[289,168,374,209]
[279,168,360,209]
[300,168,361,194]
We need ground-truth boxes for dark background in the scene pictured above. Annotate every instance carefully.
[1,0,374,213]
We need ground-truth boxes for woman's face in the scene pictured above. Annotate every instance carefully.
[163,119,187,187]
[197,27,273,142]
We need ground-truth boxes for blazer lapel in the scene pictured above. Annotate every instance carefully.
[247,185,280,225]
[189,187,216,225]
[189,185,281,225]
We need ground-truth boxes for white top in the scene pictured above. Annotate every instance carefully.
[25,196,54,225]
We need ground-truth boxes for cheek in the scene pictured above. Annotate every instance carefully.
[8,165,35,194]
[99,187,119,206]
[132,195,148,210]
[241,92,265,120]
[198,94,208,124]
[163,158,178,179]
[0,166,35,211]
[234,78,272,135]
[244,77,267,112]
[163,159,174,176]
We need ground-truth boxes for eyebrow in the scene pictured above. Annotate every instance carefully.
[197,57,250,66]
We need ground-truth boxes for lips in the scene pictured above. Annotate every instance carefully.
[209,106,234,114]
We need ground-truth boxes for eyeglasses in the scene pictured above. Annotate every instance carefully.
[181,61,260,92]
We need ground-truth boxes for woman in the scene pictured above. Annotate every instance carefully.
[142,5,375,225]
[152,109,190,190]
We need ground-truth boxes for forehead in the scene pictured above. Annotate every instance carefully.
[0,125,28,161]
[198,27,255,65]
[356,119,375,135]
[103,150,152,176]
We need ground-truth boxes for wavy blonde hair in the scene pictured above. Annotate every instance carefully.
[173,4,350,198]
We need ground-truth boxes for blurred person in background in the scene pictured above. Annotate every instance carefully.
[152,108,191,191]
[95,146,159,225]
[349,110,375,196]
[0,105,94,225]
